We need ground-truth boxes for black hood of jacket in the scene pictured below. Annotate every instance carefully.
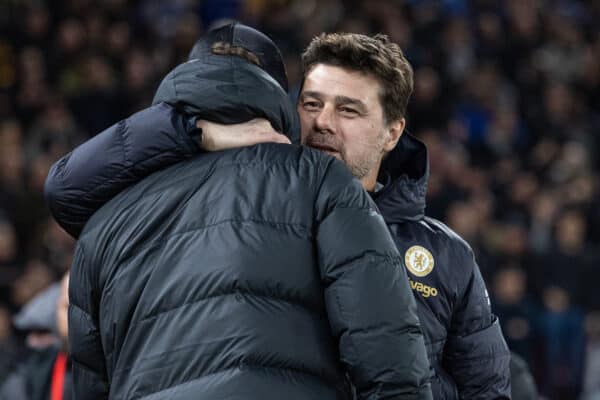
[153,55,300,143]
[373,133,429,223]
[188,22,288,93]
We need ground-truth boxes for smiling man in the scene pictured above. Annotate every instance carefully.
[300,65,400,188]
[294,33,511,399]
[293,34,510,398]
[45,30,510,399]
[297,34,411,193]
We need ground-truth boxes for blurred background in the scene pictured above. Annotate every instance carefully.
[0,0,599,399]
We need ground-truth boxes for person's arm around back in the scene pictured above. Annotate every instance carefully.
[44,105,289,238]
[44,103,200,238]
[314,157,432,400]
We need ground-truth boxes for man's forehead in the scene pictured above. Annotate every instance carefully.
[302,64,381,104]
[300,90,361,104]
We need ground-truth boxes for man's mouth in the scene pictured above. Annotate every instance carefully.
[309,144,341,158]
[306,141,339,153]
[312,144,338,152]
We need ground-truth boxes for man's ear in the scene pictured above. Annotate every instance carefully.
[383,117,405,152]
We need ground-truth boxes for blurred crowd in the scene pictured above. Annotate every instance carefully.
[0,0,599,399]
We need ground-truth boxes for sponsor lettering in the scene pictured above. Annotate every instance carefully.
[409,279,438,298]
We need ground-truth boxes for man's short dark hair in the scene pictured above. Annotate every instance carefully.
[301,33,414,124]
[189,22,288,92]
[211,41,261,66]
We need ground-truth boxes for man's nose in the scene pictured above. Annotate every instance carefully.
[314,104,335,133]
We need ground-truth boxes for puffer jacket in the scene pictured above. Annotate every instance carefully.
[375,134,511,399]
[58,56,433,399]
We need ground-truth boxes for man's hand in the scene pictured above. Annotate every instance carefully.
[198,118,291,151]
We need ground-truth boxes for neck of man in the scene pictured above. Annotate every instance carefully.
[360,163,383,192]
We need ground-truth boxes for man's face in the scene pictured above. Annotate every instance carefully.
[298,64,403,190]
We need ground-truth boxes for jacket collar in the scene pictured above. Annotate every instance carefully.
[371,133,429,223]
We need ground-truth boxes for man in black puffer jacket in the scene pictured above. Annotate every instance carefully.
[57,24,432,400]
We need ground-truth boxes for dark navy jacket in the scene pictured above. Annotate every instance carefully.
[376,135,511,398]
[45,77,510,400]
[51,56,433,399]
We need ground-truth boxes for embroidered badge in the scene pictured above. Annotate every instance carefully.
[404,245,435,277]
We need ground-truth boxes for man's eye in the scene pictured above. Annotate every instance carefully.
[340,107,358,115]
[303,102,320,110]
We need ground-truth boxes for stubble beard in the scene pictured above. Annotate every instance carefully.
[304,131,387,180]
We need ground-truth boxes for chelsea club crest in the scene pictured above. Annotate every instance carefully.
[404,245,435,277]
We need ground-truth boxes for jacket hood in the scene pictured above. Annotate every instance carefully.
[373,132,429,223]
[153,55,300,143]
[188,22,289,93]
